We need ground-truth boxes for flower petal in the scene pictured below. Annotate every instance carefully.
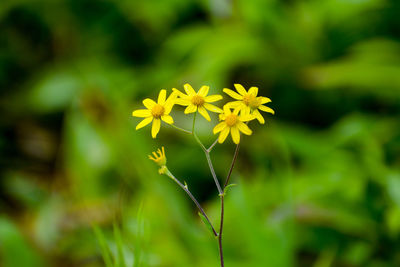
[225,101,242,108]
[132,109,151,117]
[198,85,209,97]
[237,122,252,135]
[184,104,197,114]
[161,115,174,124]
[143,98,156,109]
[184,83,196,96]
[158,89,166,105]
[260,97,272,104]
[223,104,231,115]
[136,117,153,130]
[239,113,255,122]
[223,89,242,100]
[164,91,178,114]
[253,110,265,124]
[213,122,226,134]
[198,106,211,121]
[234,84,247,95]
[231,126,240,144]
[248,87,258,96]
[151,119,161,138]
[174,98,191,106]
[205,94,223,102]
[218,127,230,143]
[204,103,223,113]
[172,88,187,98]
[258,105,275,114]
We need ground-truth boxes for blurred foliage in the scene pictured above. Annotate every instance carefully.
[0,0,400,266]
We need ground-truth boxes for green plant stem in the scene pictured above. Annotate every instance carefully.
[170,124,192,134]
[192,112,223,195]
[165,168,218,237]
[218,143,240,267]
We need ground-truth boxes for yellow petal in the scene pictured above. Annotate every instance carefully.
[239,113,255,122]
[253,110,265,124]
[248,87,258,96]
[161,115,174,124]
[231,126,240,144]
[184,83,196,96]
[258,105,275,114]
[158,89,166,105]
[172,88,187,98]
[223,88,242,100]
[175,98,191,106]
[218,127,230,143]
[213,122,226,134]
[237,122,252,135]
[198,106,211,121]
[136,117,153,130]
[234,84,247,95]
[184,104,197,114]
[205,95,223,102]
[198,85,209,97]
[260,97,272,104]
[143,98,156,109]
[225,101,242,108]
[151,119,161,138]
[223,104,231,115]
[164,92,178,114]
[204,103,223,113]
[132,109,151,117]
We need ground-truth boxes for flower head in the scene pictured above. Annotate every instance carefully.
[149,147,167,174]
[173,83,223,121]
[223,84,274,124]
[213,105,253,144]
[132,90,176,138]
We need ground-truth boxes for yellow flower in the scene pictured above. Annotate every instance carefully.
[223,84,274,124]
[173,83,223,121]
[149,147,167,166]
[148,147,167,174]
[213,105,253,144]
[132,90,176,138]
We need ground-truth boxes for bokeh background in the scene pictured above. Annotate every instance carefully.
[1,0,400,266]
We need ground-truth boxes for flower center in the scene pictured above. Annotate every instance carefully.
[225,114,238,127]
[243,94,260,109]
[191,95,205,106]
[151,104,165,118]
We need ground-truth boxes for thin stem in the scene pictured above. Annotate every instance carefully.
[170,124,192,134]
[218,143,241,267]
[224,143,240,188]
[165,169,218,237]
[207,138,219,153]
[191,112,223,195]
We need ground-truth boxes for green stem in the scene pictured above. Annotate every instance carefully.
[165,168,218,237]
[192,112,223,195]
[218,143,240,267]
[170,124,192,134]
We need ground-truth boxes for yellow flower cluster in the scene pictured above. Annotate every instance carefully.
[132,83,274,144]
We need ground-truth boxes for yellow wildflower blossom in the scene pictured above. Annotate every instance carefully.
[148,147,167,174]
[223,84,274,124]
[213,105,253,144]
[132,90,176,138]
[173,83,223,121]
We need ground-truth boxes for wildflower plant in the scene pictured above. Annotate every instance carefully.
[132,83,274,267]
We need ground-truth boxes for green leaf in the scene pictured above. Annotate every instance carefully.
[113,223,126,267]
[93,225,113,267]
[224,184,237,195]
[198,212,214,236]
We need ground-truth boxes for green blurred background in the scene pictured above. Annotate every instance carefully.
[1,0,400,266]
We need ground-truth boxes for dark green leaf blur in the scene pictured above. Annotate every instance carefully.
[1,0,399,266]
